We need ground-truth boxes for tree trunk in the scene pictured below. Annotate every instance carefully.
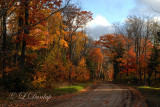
[14,17,23,64]
[155,70,157,85]
[57,20,62,57]
[68,33,73,82]
[148,72,151,86]
[2,6,7,80]
[20,0,29,68]
[144,42,147,85]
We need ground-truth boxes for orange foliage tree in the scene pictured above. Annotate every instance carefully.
[89,48,103,79]
[96,34,125,81]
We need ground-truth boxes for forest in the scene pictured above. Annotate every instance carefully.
[0,0,160,106]
[0,0,94,91]
[98,16,160,85]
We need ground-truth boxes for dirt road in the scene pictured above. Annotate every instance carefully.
[40,81,147,107]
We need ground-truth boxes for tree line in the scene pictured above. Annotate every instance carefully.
[96,16,160,86]
[0,0,106,92]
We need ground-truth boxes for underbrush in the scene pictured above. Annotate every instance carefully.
[0,82,92,104]
[136,86,160,107]
[40,82,92,96]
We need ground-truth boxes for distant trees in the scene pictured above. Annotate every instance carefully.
[96,34,125,81]
[98,15,160,85]
[62,5,92,81]
[89,48,103,80]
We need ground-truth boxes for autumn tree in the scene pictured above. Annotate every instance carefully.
[89,48,103,80]
[62,5,92,81]
[113,15,159,85]
[0,0,95,91]
[96,34,125,81]
[0,0,24,80]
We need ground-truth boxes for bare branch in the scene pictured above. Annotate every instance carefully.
[7,4,19,18]
[151,6,160,13]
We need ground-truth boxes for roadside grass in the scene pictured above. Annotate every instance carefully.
[136,86,160,107]
[116,76,160,106]
[41,82,92,96]
[0,82,92,104]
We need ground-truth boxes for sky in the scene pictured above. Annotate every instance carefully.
[74,0,160,39]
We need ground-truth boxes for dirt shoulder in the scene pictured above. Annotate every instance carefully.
[38,81,147,107]
[3,81,147,107]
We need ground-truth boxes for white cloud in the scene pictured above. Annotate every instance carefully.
[85,15,114,40]
[136,0,160,7]
[86,15,111,28]
[130,0,160,16]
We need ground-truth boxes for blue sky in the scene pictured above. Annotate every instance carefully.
[80,0,136,23]
[73,0,160,39]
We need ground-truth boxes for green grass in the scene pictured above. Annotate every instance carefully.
[42,82,92,96]
[136,86,160,107]
[0,82,92,104]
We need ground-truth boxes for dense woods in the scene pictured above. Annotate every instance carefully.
[96,16,160,86]
[0,0,160,94]
[0,0,98,91]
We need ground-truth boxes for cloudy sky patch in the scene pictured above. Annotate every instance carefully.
[78,0,160,39]
[85,15,114,39]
